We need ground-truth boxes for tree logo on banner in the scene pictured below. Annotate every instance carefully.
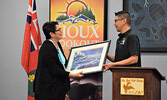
[56,0,97,25]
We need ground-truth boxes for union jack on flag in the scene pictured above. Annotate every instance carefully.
[21,0,41,99]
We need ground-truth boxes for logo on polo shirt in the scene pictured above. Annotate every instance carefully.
[120,38,126,45]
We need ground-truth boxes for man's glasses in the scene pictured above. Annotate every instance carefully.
[114,18,123,22]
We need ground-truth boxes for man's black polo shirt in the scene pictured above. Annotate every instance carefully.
[115,29,141,67]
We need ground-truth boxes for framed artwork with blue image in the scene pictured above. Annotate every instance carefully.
[66,40,110,74]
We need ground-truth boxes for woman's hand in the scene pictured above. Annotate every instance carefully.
[69,71,84,78]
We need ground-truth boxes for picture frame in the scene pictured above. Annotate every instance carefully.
[66,40,111,74]
[123,0,167,52]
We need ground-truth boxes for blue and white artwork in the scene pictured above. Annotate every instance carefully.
[127,0,167,50]
[71,47,103,71]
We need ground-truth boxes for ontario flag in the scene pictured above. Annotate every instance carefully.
[21,0,41,100]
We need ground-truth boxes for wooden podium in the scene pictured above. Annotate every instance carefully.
[109,67,166,100]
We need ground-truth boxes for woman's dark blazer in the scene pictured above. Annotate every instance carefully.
[33,40,70,100]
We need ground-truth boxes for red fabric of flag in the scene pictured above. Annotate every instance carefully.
[21,0,41,99]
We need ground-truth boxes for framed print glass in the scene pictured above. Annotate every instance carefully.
[66,40,111,74]
[123,0,167,52]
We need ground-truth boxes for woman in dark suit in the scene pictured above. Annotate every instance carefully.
[33,21,83,100]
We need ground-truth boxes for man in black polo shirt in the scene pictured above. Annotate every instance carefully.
[103,11,141,72]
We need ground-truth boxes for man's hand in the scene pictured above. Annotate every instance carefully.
[103,63,114,72]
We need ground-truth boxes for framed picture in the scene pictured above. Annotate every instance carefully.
[49,0,108,57]
[123,0,167,52]
[66,40,111,74]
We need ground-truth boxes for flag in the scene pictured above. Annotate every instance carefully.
[21,0,41,99]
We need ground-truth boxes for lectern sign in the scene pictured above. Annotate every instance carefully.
[120,78,144,96]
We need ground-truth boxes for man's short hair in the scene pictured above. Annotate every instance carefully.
[115,11,131,25]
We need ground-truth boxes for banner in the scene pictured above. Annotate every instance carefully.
[50,0,108,100]
[21,0,41,100]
